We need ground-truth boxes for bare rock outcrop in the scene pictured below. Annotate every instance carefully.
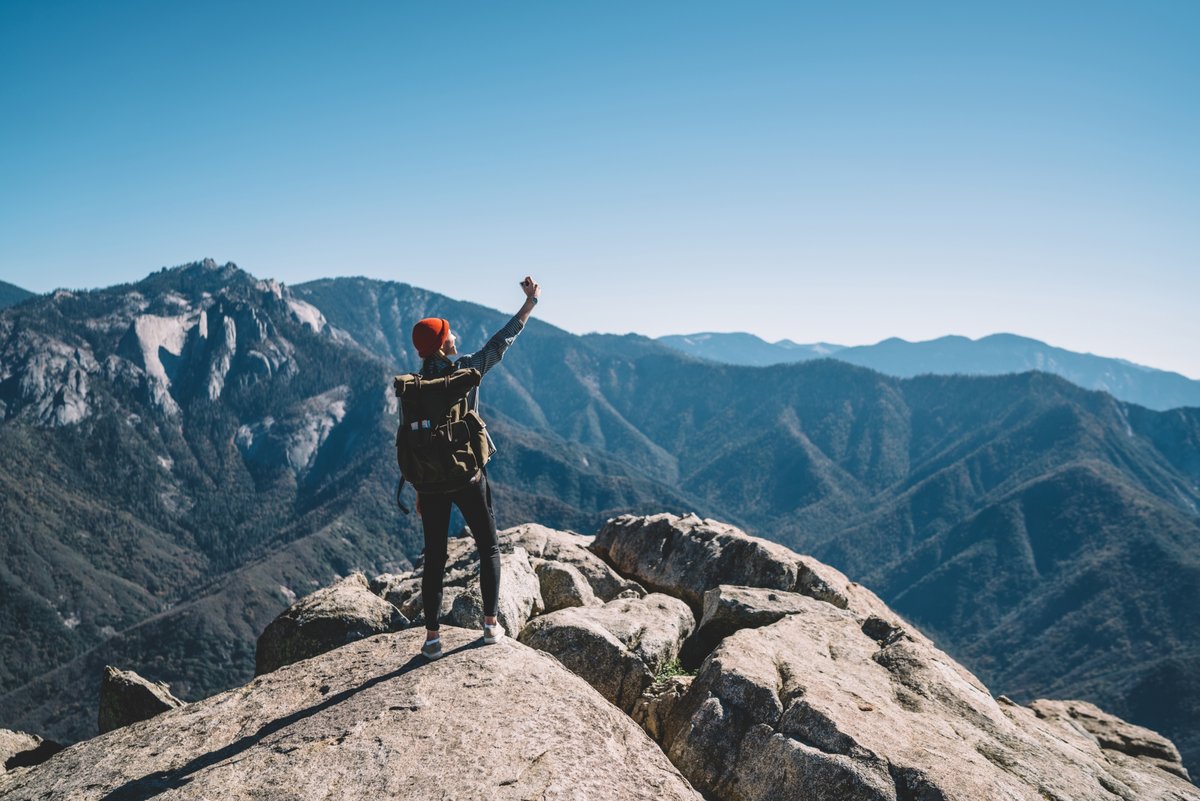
[366,514,1196,800]
[446,546,544,632]
[371,533,505,624]
[534,559,602,611]
[518,593,694,712]
[0,729,62,774]
[371,570,466,622]
[5,513,1191,801]
[679,584,814,668]
[98,666,186,734]
[0,328,98,426]
[399,583,464,623]
[591,512,889,617]
[1030,698,1191,781]
[371,526,635,629]
[0,628,702,801]
[368,570,421,612]
[657,593,1200,801]
[255,571,407,675]
[503,523,645,600]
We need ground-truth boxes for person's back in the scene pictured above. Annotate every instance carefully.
[394,368,488,494]
[407,276,541,660]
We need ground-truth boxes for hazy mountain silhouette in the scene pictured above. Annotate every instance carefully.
[0,279,35,309]
[657,332,845,367]
[659,331,1200,411]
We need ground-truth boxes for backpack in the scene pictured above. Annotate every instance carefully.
[393,367,493,508]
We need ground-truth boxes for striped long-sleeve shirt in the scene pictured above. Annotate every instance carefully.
[418,313,526,452]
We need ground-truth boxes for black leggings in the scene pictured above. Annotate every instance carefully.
[419,471,501,632]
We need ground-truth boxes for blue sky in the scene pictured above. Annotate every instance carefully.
[2,1,1198,376]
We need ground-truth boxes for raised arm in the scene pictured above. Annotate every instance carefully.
[514,275,540,325]
[459,276,540,377]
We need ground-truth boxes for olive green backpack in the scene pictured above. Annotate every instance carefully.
[393,367,493,510]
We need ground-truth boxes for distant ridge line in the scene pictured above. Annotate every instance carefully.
[657,331,1200,411]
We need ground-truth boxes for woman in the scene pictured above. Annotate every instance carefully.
[411,276,540,660]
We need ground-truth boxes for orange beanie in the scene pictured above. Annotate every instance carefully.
[412,318,449,358]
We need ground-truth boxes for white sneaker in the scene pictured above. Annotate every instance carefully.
[421,637,443,660]
[483,622,505,644]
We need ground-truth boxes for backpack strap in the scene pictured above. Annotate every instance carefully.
[394,368,481,397]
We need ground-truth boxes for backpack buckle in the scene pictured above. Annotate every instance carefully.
[450,420,471,443]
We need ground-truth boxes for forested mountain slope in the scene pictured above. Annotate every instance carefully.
[1,264,1197,776]
[0,280,35,309]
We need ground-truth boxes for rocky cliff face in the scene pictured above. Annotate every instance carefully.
[2,514,1194,801]
[0,259,417,714]
[0,259,344,428]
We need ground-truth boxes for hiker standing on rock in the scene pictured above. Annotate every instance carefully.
[400,276,540,660]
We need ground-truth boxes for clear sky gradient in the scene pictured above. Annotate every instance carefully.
[2,1,1197,377]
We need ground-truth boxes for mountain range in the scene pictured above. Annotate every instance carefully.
[12,278,1195,409]
[1,260,1198,778]
[0,281,35,310]
[0,262,703,750]
[659,331,1200,411]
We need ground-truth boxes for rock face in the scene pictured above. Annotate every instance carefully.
[505,523,645,600]
[0,629,701,801]
[1030,699,1191,781]
[535,559,601,611]
[97,666,186,734]
[519,593,694,712]
[0,262,320,427]
[235,385,350,478]
[657,594,1200,801]
[5,513,1194,801]
[632,676,694,743]
[371,570,466,623]
[446,547,545,633]
[679,584,813,668]
[370,524,636,629]
[0,729,62,774]
[369,571,423,614]
[591,512,887,617]
[255,572,408,675]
